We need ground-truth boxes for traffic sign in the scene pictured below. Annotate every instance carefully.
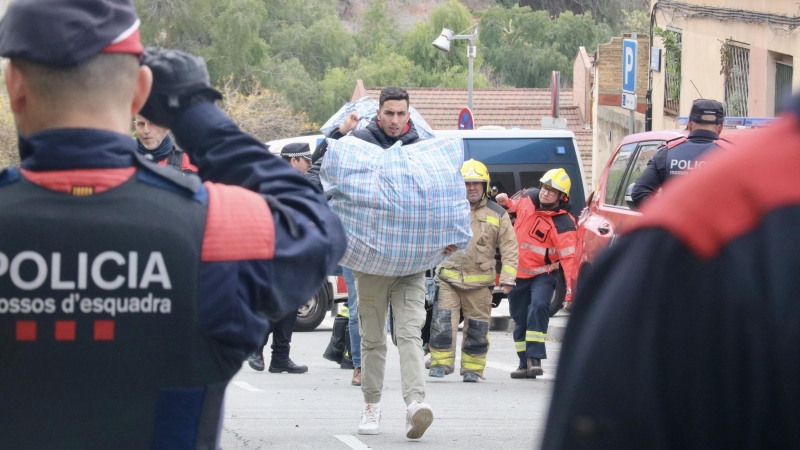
[621,92,636,111]
[458,107,474,130]
[622,38,637,94]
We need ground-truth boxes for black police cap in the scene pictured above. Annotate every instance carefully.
[689,99,725,125]
[0,0,142,67]
[281,143,312,160]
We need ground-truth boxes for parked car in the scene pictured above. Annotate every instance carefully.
[570,126,754,307]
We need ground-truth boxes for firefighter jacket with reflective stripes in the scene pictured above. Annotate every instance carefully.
[0,102,346,450]
[505,189,576,299]
[437,198,518,289]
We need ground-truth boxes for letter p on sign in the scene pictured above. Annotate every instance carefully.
[622,39,637,94]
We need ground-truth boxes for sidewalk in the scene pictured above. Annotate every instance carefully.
[490,300,569,341]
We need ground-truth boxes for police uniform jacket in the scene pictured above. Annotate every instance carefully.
[0,102,347,449]
[437,197,518,289]
[542,96,800,449]
[631,129,720,208]
[504,189,576,299]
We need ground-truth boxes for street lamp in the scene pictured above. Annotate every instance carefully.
[432,25,478,109]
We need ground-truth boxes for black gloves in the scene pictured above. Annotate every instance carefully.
[138,48,222,129]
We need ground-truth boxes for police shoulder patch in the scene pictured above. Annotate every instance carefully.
[485,200,507,217]
[134,153,204,202]
[552,212,576,234]
[0,167,20,188]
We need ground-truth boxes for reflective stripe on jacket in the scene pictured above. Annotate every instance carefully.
[505,190,576,292]
[437,198,518,289]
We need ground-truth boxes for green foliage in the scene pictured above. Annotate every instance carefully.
[261,58,320,117]
[655,27,681,102]
[620,9,650,35]
[400,1,481,74]
[355,0,398,56]
[478,6,607,87]
[520,0,649,34]
[133,0,616,130]
[204,0,270,83]
[270,16,356,79]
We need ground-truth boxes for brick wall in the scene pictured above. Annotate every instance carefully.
[596,34,650,113]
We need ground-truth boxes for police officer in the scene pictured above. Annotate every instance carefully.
[429,159,518,383]
[247,142,315,374]
[542,97,800,448]
[280,142,313,174]
[496,169,577,379]
[0,1,346,448]
[631,99,725,209]
[133,113,197,173]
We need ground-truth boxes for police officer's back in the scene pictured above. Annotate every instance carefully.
[631,99,725,209]
[0,1,345,448]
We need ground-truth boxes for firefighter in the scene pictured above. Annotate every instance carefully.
[495,169,576,379]
[0,1,346,447]
[429,159,518,382]
[631,99,725,209]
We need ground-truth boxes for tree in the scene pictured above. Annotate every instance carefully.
[354,0,398,57]
[620,9,650,35]
[259,58,320,119]
[269,15,356,79]
[519,0,649,32]
[204,0,270,84]
[219,78,313,142]
[478,6,570,87]
[400,1,482,74]
[547,11,611,79]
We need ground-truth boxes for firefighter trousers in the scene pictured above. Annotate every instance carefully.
[352,270,427,406]
[508,272,556,362]
[429,281,492,377]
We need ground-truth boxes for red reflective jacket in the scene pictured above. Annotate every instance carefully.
[506,190,577,300]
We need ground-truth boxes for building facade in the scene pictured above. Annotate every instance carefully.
[650,0,799,130]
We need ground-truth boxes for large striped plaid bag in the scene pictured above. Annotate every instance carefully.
[320,96,436,140]
[321,136,472,276]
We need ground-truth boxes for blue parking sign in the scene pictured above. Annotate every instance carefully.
[622,39,637,94]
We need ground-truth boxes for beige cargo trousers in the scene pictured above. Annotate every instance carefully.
[352,270,427,405]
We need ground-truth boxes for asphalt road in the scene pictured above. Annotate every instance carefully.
[219,314,562,450]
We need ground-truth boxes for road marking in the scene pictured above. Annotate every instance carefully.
[334,434,372,449]
[231,381,263,392]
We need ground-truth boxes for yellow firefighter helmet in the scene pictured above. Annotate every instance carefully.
[540,168,571,196]
[461,159,491,196]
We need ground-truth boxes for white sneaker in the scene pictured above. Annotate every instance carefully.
[357,404,381,435]
[405,401,433,439]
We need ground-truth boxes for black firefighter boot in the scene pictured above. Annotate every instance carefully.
[323,315,348,364]
[510,352,527,379]
[340,321,354,369]
[527,357,544,378]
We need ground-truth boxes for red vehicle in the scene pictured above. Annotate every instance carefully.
[569,127,752,307]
